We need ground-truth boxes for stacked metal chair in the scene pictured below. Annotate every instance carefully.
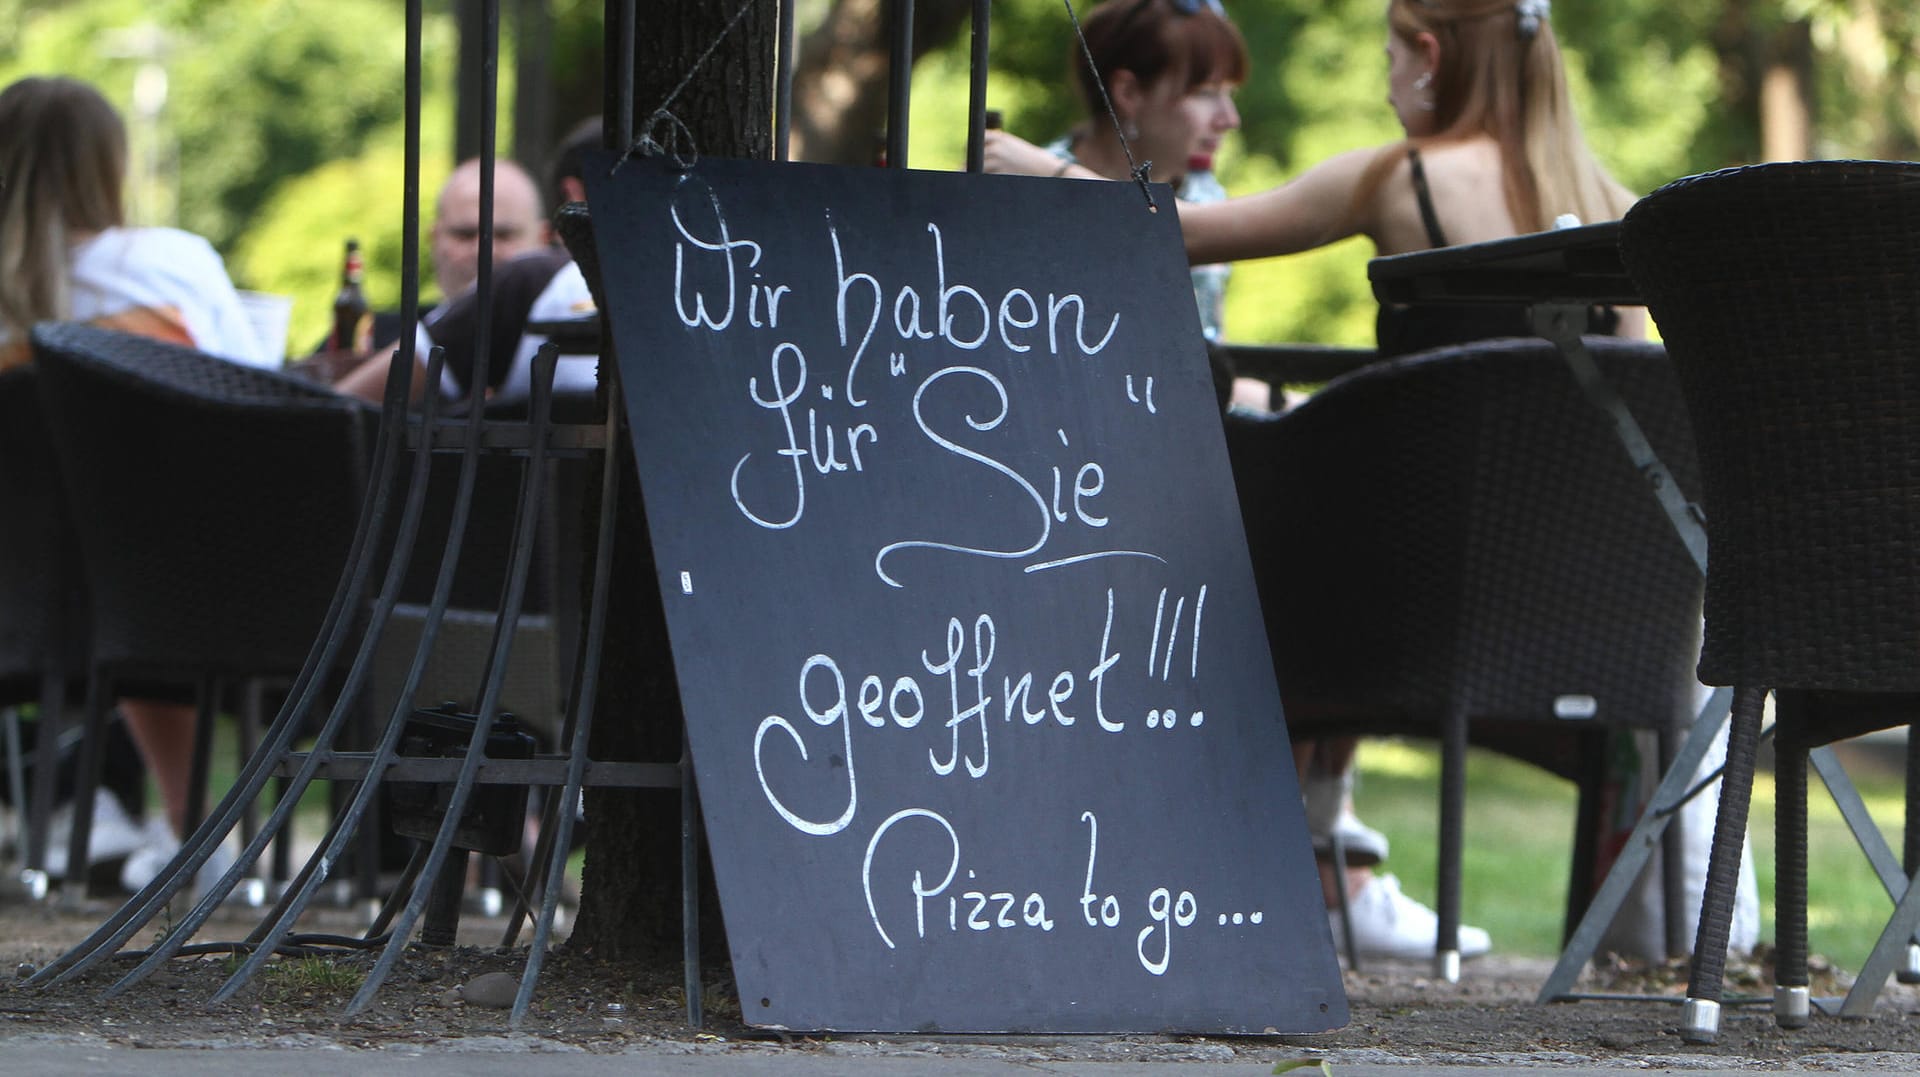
[1619,159,1920,1043]
[1225,335,1705,980]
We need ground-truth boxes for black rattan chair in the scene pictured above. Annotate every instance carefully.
[29,322,377,900]
[1226,335,1704,980]
[1620,159,1920,1042]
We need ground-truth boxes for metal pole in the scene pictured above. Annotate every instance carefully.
[606,0,635,150]
[965,0,989,173]
[775,0,796,161]
[886,0,913,168]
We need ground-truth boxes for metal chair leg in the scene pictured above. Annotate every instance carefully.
[21,665,67,900]
[3,709,25,871]
[1328,832,1358,971]
[1903,721,1920,985]
[1681,684,1766,1045]
[1772,693,1811,1029]
[184,677,217,835]
[1538,687,1732,1003]
[58,670,111,909]
[1434,706,1467,983]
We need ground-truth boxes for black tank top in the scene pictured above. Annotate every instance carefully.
[1374,148,1617,357]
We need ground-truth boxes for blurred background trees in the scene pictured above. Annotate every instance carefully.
[1,0,1913,350]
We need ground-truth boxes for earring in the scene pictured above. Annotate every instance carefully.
[1412,71,1436,111]
[1122,120,1140,141]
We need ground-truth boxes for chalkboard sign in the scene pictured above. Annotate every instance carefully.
[586,152,1345,1035]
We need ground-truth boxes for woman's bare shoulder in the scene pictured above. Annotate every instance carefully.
[1398,136,1518,246]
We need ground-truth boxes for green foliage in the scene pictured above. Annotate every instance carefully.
[909,0,1900,347]
[0,1,477,360]
[230,109,459,357]
[8,1,1912,357]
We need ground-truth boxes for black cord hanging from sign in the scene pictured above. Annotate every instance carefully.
[616,0,758,172]
[1062,0,1159,210]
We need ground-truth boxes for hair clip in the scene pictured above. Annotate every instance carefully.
[1516,0,1549,41]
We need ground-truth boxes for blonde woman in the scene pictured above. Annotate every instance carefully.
[1180,0,1640,354]
[992,0,1644,962]
[0,75,258,888]
[1186,0,1645,962]
[0,76,260,372]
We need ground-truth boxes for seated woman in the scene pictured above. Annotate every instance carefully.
[0,75,262,885]
[991,0,1644,962]
[0,78,262,372]
[983,0,1247,408]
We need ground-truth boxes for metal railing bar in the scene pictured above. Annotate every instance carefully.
[886,0,912,169]
[207,344,487,1004]
[965,0,988,173]
[344,329,555,1015]
[775,0,795,161]
[100,345,451,996]
[510,355,630,1025]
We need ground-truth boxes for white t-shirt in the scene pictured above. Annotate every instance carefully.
[65,227,267,367]
[414,258,598,404]
[499,260,597,402]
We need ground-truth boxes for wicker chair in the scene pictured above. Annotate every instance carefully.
[1226,335,1704,980]
[29,322,377,898]
[1619,159,1920,1042]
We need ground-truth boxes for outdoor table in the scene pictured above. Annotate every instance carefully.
[1367,222,1700,566]
[1367,225,1906,1010]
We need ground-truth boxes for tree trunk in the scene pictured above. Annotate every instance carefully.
[567,0,775,965]
[789,0,973,164]
[1759,19,1814,161]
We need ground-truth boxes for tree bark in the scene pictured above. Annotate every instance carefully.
[789,0,973,164]
[567,0,775,964]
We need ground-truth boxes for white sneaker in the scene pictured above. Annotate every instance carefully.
[1301,770,1389,864]
[1335,873,1492,962]
[119,820,240,903]
[42,789,149,878]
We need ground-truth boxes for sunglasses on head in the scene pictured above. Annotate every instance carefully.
[1115,0,1228,33]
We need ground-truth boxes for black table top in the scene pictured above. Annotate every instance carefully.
[1367,220,1639,308]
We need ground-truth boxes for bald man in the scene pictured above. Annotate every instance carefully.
[337,124,601,407]
[305,156,553,375]
[429,157,552,300]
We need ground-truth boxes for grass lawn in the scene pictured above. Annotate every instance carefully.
[1353,737,1909,967]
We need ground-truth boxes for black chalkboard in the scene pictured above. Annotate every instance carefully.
[586,152,1346,1035]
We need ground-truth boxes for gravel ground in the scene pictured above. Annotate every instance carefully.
[4,881,1920,1071]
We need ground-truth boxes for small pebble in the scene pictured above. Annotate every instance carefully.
[16,962,36,980]
[459,971,519,1009]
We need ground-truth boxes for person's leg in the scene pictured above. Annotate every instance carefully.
[118,697,196,836]
[1302,736,1387,866]
[1301,736,1493,961]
